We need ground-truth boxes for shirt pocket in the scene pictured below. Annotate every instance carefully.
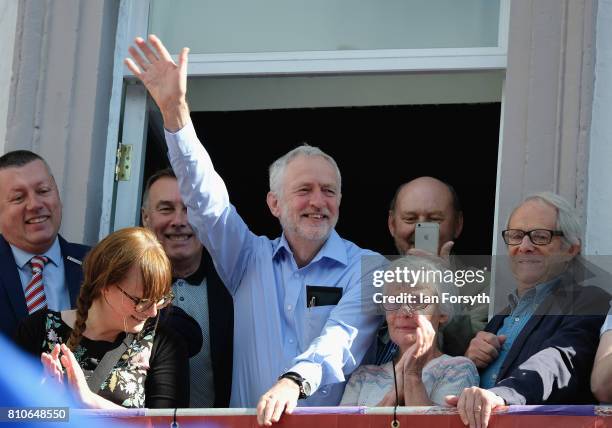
[306,305,335,344]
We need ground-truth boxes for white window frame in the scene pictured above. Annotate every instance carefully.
[100,0,510,238]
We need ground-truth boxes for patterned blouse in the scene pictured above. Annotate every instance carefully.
[340,354,479,406]
[15,310,189,408]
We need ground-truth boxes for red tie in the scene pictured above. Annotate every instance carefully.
[25,255,48,314]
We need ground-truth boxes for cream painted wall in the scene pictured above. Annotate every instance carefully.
[0,0,18,153]
[5,0,119,245]
[586,0,612,256]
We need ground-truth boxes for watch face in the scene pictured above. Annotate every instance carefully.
[302,381,312,397]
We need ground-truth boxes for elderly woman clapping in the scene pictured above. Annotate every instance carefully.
[341,256,478,406]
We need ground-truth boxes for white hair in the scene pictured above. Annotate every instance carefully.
[268,145,341,196]
[383,255,455,323]
[507,191,582,247]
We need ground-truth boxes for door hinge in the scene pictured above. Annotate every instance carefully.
[115,143,132,181]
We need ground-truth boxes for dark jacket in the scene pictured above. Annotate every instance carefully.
[486,272,610,405]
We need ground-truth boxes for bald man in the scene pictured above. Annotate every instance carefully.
[388,177,463,256]
[381,177,488,357]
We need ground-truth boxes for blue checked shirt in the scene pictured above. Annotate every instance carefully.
[165,122,383,407]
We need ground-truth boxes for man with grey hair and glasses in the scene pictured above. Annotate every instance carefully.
[126,35,382,424]
[446,192,609,428]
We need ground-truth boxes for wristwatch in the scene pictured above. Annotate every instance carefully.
[279,372,312,399]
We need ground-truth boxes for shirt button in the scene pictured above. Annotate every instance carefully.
[179,297,185,301]
[514,317,520,322]
[321,389,328,395]
[287,305,293,311]
[289,339,294,344]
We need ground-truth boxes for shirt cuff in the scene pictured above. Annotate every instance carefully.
[164,120,198,158]
[288,361,323,394]
[488,386,521,405]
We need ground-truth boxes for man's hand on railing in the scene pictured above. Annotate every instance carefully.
[446,387,505,428]
[256,378,299,426]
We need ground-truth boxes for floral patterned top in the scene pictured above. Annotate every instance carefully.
[340,354,479,406]
[15,310,189,408]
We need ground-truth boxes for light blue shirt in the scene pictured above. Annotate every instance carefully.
[165,122,383,407]
[480,277,559,388]
[10,237,71,311]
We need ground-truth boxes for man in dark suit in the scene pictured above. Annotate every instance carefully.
[0,150,89,338]
[142,168,233,408]
[447,192,610,428]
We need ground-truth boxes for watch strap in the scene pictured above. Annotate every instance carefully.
[279,372,308,399]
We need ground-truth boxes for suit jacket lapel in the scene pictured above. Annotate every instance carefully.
[58,235,84,307]
[496,279,568,380]
[0,235,28,321]
[496,314,545,380]
[486,306,511,334]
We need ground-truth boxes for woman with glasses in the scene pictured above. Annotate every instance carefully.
[14,227,189,408]
[340,256,478,406]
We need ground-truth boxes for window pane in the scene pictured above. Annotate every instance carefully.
[149,0,500,54]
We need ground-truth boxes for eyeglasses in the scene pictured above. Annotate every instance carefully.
[115,285,174,313]
[501,229,564,246]
[382,301,431,314]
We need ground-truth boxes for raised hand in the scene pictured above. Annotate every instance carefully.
[59,344,97,408]
[407,241,453,264]
[439,241,455,260]
[40,344,64,385]
[124,34,190,132]
[403,315,436,376]
[465,331,506,369]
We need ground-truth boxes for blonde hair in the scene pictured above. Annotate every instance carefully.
[67,227,172,350]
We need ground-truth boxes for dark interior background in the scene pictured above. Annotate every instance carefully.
[144,103,500,255]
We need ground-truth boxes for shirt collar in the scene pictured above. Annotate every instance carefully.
[272,233,292,259]
[507,275,562,309]
[172,251,207,286]
[10,237,61,269]
[272,229,348,267]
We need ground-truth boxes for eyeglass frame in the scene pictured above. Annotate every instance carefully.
[381,301,431,314]
[114,284,175,313]
[501,229,564,246]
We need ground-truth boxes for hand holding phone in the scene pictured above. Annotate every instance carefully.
[414,222,440,255]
